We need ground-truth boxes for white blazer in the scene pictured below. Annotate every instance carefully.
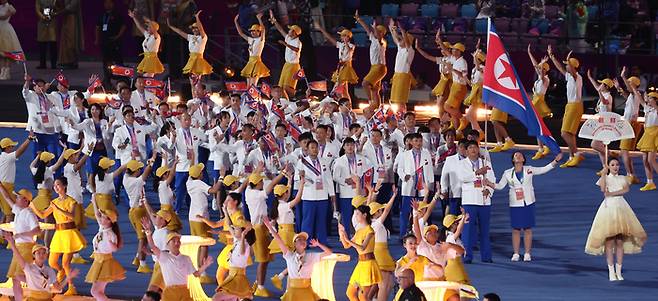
[332,154,375,198]
[495,163,555,207]
[111,122,157,163]
[362,141,394,183]
[217,139,257,176]
[130,89,157,118]
[297,155,335,200]
[318,142,340,163]
[173,127,206,172]
[440,153,465,198]
[397,148,434,197]
[457,157,495,206]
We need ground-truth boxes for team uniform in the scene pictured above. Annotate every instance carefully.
[183,33,213,75]
[241,36,270,78]
[136,30,164,74]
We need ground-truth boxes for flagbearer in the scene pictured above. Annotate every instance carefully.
[235,13,270,87]
[548,45,584,168]
[129,9,164,77]
[269,10,302,98]
[355,10,387,108]
[168,10,213,76]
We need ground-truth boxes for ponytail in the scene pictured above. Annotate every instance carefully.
[33,161,47,184]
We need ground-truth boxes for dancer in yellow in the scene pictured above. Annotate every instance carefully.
[636,92,658,191]
[339,205,381,301]
[527,45,553,159]
[618,66,643,184]
[141,196,175,293]
[85,157,125,220]
[315,20,359,99]
[355,10,387,108]
[235,12,269,86]
[155,157,182,231]
[586,70,614,173]
[388,19,416,109]
[393,233,443,300]
[129,9,164,77]
[463,46,485,137]
[269,9,302,97]
[548,45,584,167]
[442,213,471,284]
[86,195,125,301]
[30,177,87,296]
[30,151,56,246]
[585,159,647,281]
[168,10,213,76]
[124,157,155,273]
[439,35,469,134]
[416,31,452,120]
[0,134,31,224]
[369,187,397,301]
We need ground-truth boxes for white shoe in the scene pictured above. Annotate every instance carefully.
[523,253,532,262]
[3,67,10,80]
[511,253,520,261]
[608,265,618,281]
[615,264,624,281]
[0,68,7,80]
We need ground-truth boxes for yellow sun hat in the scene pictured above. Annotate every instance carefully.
[368,202,385,215]
[15,189,33,202]
[248,173,264,185]
[417,201,431,210]
[648,92,658,99]
[166,232,181,243]
[476,51,486,62]
[62,148,80,160]
[442,41,452,48]
[541,62,550,71]
[443,289,459,301]
[338,29,353,38]
[293,232,309,242]
[352,195,367,208]
[442,214,463,228]
[156,210,173,223]
[189,163,205,179]
[423,224,439,237]
[597,78,614,88]
[627,76,640,87]
[98,157,115,170]
[375,25,387,36]
[249,24,262,32]
[288,25,302,35]
[155,165,169,178]
[31,244,48,254]
[126,159,144,172]
[0,138,18,149]
[100,209,118,223]
[451,42,465,52]
[39,151,55,163]
[273,184,289,196]
[564,57,579,68]
[223,175,239,187]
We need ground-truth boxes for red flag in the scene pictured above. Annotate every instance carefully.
[229,116,239,135]
[330,83,345,97]
[225,81,248,92]
[362,167,374,187]
[308,80,327,92]
[286,121,302,141]
[247,85,260,99]
[260,82,272,98]
[293,68,306,79]
[144,78,165,89]
[55,71,69,88]
[271,103,286,120]
[87,79,103,93]
[2,51,25,62]
[110,65,135,78]
[147,87,166,100]
[262,131,279,152]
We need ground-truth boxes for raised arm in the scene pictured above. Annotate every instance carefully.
[140,153,157,181]
[256,13,265,40]
[288,177,305,208]
[378,186,397,222]
[265,169,287,195]
[142,217,161,257]
[15,134,34,158]
[233,15,249,40]
[415,39,439,62]
[527,44,541,75]
[354,10,374,37]
[263,217,291,256]
[314,21,337,46]
[194,10,206,37]
[165,157,178,185]
[112,163,128,178]
[73,147,91,172]
[128,10,147,36]
[166,19,188,39]
[4,233,27,269]
[268,10,287,36]
[547,45,566,75]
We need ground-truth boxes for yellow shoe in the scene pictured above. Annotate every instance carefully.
[132,257,140,266]
[254,286,272,298]
[542,146,551,156]
[566,155,584,167]
[199,275,216,284]
[63,285,77,296]
[630,175,641,185]
[531,150,545,160]
[56,270,65,283]
[489,144,504,153]
[137,265,152,274]
[640,183,656,191]
[609,151,619,158]
[70,256,89,265]
[596,169,605,176]
[271,275,283,291]
[560,157,574,168]
[457,117,468,131]
[501,139,516,151]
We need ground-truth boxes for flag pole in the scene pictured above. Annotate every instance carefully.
[22,61,27,75]
[484,18,490,150]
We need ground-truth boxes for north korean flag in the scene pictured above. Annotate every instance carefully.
[110,65,135,78]
[293,68,306,80]
[260,82,272,98]
[482,19,560,154]
[144,78,165,89]
[225,81,248,92]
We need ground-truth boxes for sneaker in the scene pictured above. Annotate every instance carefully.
[131,257,140,266]
[531,150,544,160]
[523,253,532,262]
[254,286,272,298]
[559,157,574,168]
[489,145,504,153]
[271,275,283,290]
[640,183,656,191]
[511,253,520,262]
[629,175,641,185]
[542,146,551,156]
[63,285,77,296]
[565,154,584,167]
[71,256,89,264]
[501,139,515,151]
[199,275,216,284]
[137,265,153,274]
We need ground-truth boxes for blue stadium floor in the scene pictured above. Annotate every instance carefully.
[0,128,656,301]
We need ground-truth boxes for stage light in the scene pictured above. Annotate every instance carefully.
[166,95,180,103]
[224,66,235,78]
[209,93,222,105]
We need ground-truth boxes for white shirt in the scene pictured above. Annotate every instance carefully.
[153,227,170,252]
[130,90,157,118]
[623,93,640,122]
[23,88,60,134]
[284,35,301,63]
[451,56,468,85]
[95,173,115,195]
[368,34,386,65]
[495,164,555,207]
[92,227,118,254]
[142,31,160,52]
[174,127,205,172]
[31,164,54,191]
[371,218,388,243]
[123,176,145,208]
[229,240,251,268]
[565,72,583,103]
[362,142,394,183]
[438,56,451,76]
[0,152,17,183]
[282,251,322,279]
[247,36,265,57]
[337,41,355,62]
[187,34,207,53]
[440,154,465,198]
[64,164,83,204]
[457,157,495,206]
[12,204,39,244]
[470,67,483,85]
[187,179,210,222]
[112,122,158,163]
[642,103,657,127]
[158,181,174,206]
[394,47,414,73]
[532,76,549,96]
[245,188,268,225]
[276,200,295,225]
[24,263,57,292]
[158,251,196,286]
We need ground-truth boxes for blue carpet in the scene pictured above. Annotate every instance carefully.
[0,128,656,301]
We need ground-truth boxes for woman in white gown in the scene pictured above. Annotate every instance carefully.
[585,158,647,281]
[0,0,22,80]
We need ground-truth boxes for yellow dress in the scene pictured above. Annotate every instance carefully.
[393,255,432,301]
[160,204,183,232]
[241,56,270,78]
[137,52,165,74]
[363,64,387,88]
[348,225,381,286]
[84,193,118,220]
[620,121,642,151]
[637,126,658,152]
[464,83,483,107]
[331,61,359,84]
[268,223,294,254]
[445,83,468,109]
[390,72,416,104]
[33,188,52,212]
[217,211,252,280]
[183,52,213,75]
[374,242,396,272]
[432,74,452,97]
[281,279,320,301]
[561,102,584,134]
[279,62,301,89]
[49,196,86,253]
[0,182,14,215]
[491,108,509,123]
[85,253,126,283]
[217,267,252,299]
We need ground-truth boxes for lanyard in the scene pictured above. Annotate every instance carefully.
[183,129,192,146]
[127,125,138,150]
[347,155,356,174]
[38,93,49,112]
[60,92,70,109]
[375,145,384,164]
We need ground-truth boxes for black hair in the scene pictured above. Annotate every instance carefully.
[348,123,361,131]
[326,125,336,141]
[608,157,620,165]
[443,128,457,138]
[219,111,231,120]
[402,233,417,244]
[275,122,288,131]
[511,151,526,164]
[465,140,479,149]
[246,111,256,118]
[33,160,47,184]
[339,137,356,157]
[176,103,188,110]
[483,293,501,301]
[403,112,416,119]
[230,93,241,99]
[307,139,318,148]
[122,105,134,116]
[403,133,414,143]
[356,205,372,225]
[466,129,480,139]
[144,290,161,301]
[242,123,256,132]
[158,101,169,108]
[227,192,242,205]
[160,120,173,137]
[111,221,123,249]
[88,103,106,120]
[417,125,430,134]
[33,78,46,85]
[299,132,314,142]
[244,228,257,245]
[338,98,350,106]
[55,177,68,191]
[96,164,108,182]
[119,86,131,94]
[428,117,440,126]
[370,128,382,136]
[458,138,470,148]
[303,116,313,125]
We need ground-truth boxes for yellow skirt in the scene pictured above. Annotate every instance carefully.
[491,108,508,123]
[0,182,14,215]
[464,83,483,106]
[217,244,233,270]
[348,259,382,287]
[432,74,452,97]
[162,285,193,301]
[85,253,126,283]
[7,242,35,278]
[445,83,468,109]
[25,290,53,301]
[129,207,147,240]
[445,257,470,284]
[241,56,270,78]
[183,52,213,75]
[253,224,273,262]
[85,193,117,220]
[390,72,416,104]
[137,52,165,74]
[161,204,183,232]
[149,262,165,289]
[278,62,301,89]
[281,279,320,301]
[561,102,584,134]
[217,267,253,299]
[585,196,647,255]
[620,121,642,151]
[73,203,86,230]
[50,228,86,253]
[637,126,658,152]
[331,61,359,84]
[363,64,387,88]
[190,221,212,238]
[269,224,294,254]
[532,94,552,118]
[33,189,52,212]
[374,242,395,272]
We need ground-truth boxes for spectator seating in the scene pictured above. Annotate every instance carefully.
[401,2,419,17]
[420,3,439,18]
[460,3,478,18]
[544,5,560,19]
[381,3,400,17]
[440,3,459,18]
